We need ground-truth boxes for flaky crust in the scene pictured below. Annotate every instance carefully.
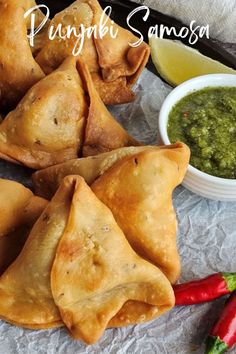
[51,176,174,344]
[0,176,174,343]
[35,0,150,104]
[33,143,190,284]
[33,146,150,199]
[77,59,140,156]
[0,179,47,236]
[0,178,75,328]
[0,0,45,110]
[91,143,190,283]
[0,178,48,274]
[0,57,138,169]
[0,57,86,169]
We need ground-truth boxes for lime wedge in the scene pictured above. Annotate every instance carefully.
[149,37,236,86]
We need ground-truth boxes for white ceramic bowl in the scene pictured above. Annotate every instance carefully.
[159,74,236,201]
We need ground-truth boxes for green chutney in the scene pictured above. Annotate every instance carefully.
[168,87,236,179]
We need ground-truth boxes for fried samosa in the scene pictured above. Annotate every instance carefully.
[0,178,47,274]
[0,175,174,341]
[51,176,174,344]
[91,143,190,284]
[25,0,46,29]
[0,56,138,169]
[33,142,188,198]
[0,178,71,328]
[0,56,86,168]
[77,59,138,156]
[33,143,190,283]
[35,0,150,104]
[0,0,45,111]
[33,146,150,199]
[30,20,50,58]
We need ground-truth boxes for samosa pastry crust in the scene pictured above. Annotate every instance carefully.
[35,0,150,105]
[0,178,47,237]
[33,143,188,201]
[36,1,94,74]
[33,146,156,199]
[33,143,189,283]
[0,57,138,169]
[51,176,174,344]
[0,178,48,274]
[25,0,47,30]
[0,179,77,328]
[0,0,45,111]
[0,175,174,339]
[91,143,190,284]
[77,59,139,157]
[0,57,87,169]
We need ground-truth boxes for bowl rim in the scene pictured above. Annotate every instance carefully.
[159,73,236,186]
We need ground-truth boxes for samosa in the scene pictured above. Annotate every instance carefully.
[35,0,150,104]
[0,57,138,169]
[0,178,47,274]
[91,143,190,283]
[0,56,86,168]
[78,59,138,156]
[32,143,190,283]
[51,176,174,344]
[0,0,45,111]
[0,178,72,328]
[0,176,174,343]
[33,146,153,199]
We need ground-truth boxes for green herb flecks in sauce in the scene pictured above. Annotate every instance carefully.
[168,87,236,179]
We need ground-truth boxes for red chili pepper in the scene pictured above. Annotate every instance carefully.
[174,273,236,306]
[205,291,236,354]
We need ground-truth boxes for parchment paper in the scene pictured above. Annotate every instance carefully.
[0,69,236,354]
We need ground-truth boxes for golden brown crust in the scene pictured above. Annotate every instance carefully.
[35,0,150,104]
[32,143,189,205]
[89,0,150,85]
[0,176,174,341]
[0,314,62,330]
[32,146,150,199]
[36,2,95,74]
[51,176,174,344]
[0,57,87,169]
[24,0,46,29]
[0,57,138,169]
[91,73,135,105]
[0,179,47,237]
[0,178,48,275]
[91,143,190,284]
[0,177,77,327]
[77,59,140,156]
[0,0,45,111]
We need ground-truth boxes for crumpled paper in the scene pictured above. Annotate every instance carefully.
[0,69,236,354]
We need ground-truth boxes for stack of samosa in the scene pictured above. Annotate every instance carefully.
[0,175,176,343]
[0,0,149,111]
[0,0,151,170]
[33,142,190,283]
[0,0,191,346]
[35,0,150,105]
[0,143,190,343]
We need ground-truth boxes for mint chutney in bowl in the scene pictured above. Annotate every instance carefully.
[158,74,236,201]
[168,87,236,179]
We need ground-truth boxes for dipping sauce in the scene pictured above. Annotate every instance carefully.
[168,87,236,179]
